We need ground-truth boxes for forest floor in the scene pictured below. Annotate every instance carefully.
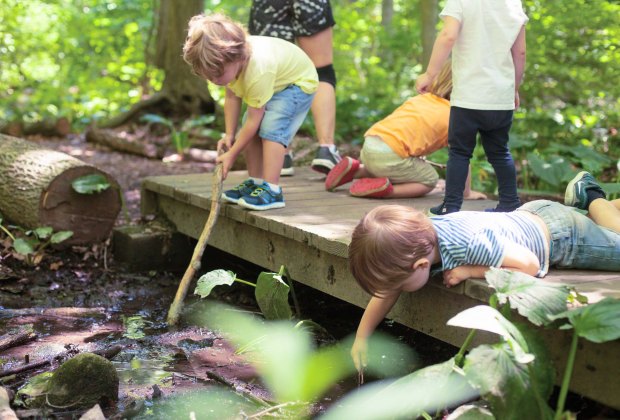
[0,133,617,419]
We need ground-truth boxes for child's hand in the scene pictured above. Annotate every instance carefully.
[217,134,234,154]
[415,73,433,94]
[216,150,235,180]
[442,266,471,287]
[350,337,368,372]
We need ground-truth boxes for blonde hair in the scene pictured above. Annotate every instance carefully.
[429,60,452,100]
[183,13,250,80]
[349,205,437,296]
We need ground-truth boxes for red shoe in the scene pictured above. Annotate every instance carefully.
[325,156,360,191]
[349,178,393,198]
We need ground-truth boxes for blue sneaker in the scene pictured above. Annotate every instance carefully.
[564,171,606,210]
[223,179,257,204]
[238,183,285,210]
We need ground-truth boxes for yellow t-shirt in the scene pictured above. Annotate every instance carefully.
[227,36,318,108]
[365,93,450,158]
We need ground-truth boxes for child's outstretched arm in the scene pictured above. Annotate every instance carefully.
[511,25,527,108]
[351,292,400,372]
[443,242,541,287]
[416,16,461,94]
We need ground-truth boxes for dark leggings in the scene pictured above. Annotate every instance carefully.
[445,106,520,210]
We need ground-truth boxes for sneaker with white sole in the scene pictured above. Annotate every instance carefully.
[325,157,360,191]
[281,152,294,176]
[312,146,341,174]
[238,183,285,210]
[564,171,606,210]
[223,179,257,204]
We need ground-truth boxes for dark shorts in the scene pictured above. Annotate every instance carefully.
[249,0,336,42]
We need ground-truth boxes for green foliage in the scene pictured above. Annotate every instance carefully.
[0,218,73,266]
[72,173,111,194]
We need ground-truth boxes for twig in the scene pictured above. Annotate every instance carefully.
[0,307,106,319]
[246,401,302,418]
[0,325,37,352]
[167,164,223,325]
[204,370,272,408]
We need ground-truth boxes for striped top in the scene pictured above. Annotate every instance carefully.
[431,211,549,277]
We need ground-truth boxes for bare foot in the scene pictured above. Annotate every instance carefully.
[464,190,487,200]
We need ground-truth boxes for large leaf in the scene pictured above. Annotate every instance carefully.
[464,344,554,420]
[33,226,53,240]
[448,306,533,364]
[13,237,36,255]
[141,113,174,128]
[550,297,620,343]
[299,344,354,402]
[71,174,111,194]
[322,358,477,420]
[51,230,73,244]
[526,153,574,187]
[485,268,570,326]
[194,269,236,298]
[255,271,292,320]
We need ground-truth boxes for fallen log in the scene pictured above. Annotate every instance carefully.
[0,325,37,352]
[1,118,71,138]
[0,135,121,245]
[0,345,122,379]
[0,307,106,319]
[85,127,164,159]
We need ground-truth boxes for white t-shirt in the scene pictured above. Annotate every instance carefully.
[440,0,528,110]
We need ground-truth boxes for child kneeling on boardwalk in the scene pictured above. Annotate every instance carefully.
[325,61,485,200]
[183,13,318,211]
[349,171,620,370]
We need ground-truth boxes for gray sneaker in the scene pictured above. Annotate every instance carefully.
[564,171,606,210]
[311,146,342,174]
[280,152,294,176]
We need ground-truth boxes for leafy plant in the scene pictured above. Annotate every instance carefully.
[141,114,219,157]
[0,214,73,266]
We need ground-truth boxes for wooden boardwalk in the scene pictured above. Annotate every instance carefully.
[141,167,620,409]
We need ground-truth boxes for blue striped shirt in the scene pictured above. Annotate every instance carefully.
[431,211,549,277]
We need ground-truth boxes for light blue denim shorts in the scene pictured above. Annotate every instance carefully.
[252,84,314,147]
[360,136,439,187]
[517,200,620,271]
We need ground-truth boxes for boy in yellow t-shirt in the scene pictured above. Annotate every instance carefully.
[325,62,485,200]
[183,13,318,210]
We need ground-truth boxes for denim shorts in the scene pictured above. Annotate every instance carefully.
[360,136,439,187]
[252,84,314,147]
[517,200,620,271]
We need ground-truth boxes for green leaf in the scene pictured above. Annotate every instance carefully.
[299,344,354,401]
[550,297,620,343]
[72,174,111,194]
[194,269,236,298]
[448,306,533,364]
[50,230,73,244]
[464,344,554,420]
[255,271,292,320]
[485,268,570,326]
[526,153,574,187]
[141,113,174,128]
[13,237,35,255]
[34,226,53,239]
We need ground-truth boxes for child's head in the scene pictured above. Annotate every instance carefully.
[349,205,437,296]
[429,60,452,100]
[183,13,250,84]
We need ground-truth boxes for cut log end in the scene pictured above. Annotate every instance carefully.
[40,166,121,245]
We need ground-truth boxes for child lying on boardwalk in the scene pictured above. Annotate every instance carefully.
[349,171,620,370]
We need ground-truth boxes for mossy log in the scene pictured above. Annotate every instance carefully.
[0,135,121,244]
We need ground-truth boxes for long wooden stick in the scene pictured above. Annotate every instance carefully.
[167,164,224,325]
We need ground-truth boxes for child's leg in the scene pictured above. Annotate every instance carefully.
[479,111,521,210]
[588,198,620,234]
[261,140,286,185]
[443,107,479,210]
[244,134,263,178]
[390,183,434,198]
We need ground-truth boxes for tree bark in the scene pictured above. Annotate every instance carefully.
[420,0,438,67]
[100,0,213,128]
[0,135,121,244]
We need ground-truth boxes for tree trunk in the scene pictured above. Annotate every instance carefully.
[420,0,438,67]
[100,0,213,128]
[0,135,121,244]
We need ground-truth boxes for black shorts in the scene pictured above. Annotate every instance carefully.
[249,0,336,42]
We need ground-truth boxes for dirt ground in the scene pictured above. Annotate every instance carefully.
[1,134,617,419]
